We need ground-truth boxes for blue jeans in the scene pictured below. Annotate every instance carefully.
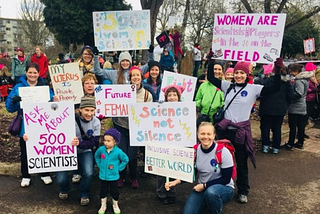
[193,61,202,77]
[183,184,234,214]
[56,151,93,198]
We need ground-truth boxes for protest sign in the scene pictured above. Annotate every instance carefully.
[145,142,194,183]
[95,84,136,117]
[19,86,50,109]
[24,102,77,174]
[128,102,196,147]
[168,16,176,28]
[159,71,197,102]
[49,63,84,104]
[93,10,151,51]
[156,31,170,48]
[304,38,315,54]
[212,14,286,63]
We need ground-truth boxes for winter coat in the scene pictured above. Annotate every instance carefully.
[95,145,129,181]
[30,53,49,79]
[143,79,161,101]
[306,79,318,102]
[195,81,224,123]
[11,55,29,78]
[259,75,294,116]
[159,54,175,69]
[5,74,54,137]
[288,71,313,115]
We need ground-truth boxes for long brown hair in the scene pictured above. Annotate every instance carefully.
[117,66,126,84]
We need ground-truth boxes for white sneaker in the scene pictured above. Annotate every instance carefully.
[72,174,82,183]
[21,178,31,187]
[41,176,53,185]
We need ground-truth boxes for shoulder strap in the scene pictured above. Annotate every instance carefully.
[144,89,148,102]
[206,89,218,115]
[75,114,85,138]
[224,84,246,112]
[215,143,224,165]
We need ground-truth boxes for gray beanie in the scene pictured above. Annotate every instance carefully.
[118,51,132,65]
[79,96,96,109]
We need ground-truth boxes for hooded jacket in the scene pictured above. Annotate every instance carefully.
[31,53,49,79]
[288,71,313,115]
[11,55,29,78]
[5,74,54,137]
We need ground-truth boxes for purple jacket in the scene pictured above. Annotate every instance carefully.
[306,80,318,102]
[170,33,181,47]
[217,119,256,168]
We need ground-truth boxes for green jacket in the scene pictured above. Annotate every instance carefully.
[195,81,224,122]
[11,55,30,78]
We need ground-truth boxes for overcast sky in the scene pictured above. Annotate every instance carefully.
[0,0,142,19]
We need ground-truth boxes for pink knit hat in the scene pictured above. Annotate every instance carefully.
[263,64,273,75]
[129,66,142,75]
[305,62,317,72]
[225,68,234,75]
[162,85,185,97]
[234,61,251,75]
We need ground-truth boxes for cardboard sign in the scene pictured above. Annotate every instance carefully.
[145,142,194,182]
[49,63,84,104]
[23,102,77,174]
[128,102,196,147]
[159,71,197,102]
[95,84,136,117]
[304,38,315,54]
[93,10,151,51]
[18,86,50,109]
[156,31,170,48]
[212,13,286,63]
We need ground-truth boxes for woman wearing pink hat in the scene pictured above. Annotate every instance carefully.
[207,59,283,203]
[305,62,319,122]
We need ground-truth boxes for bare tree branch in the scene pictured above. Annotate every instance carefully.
[240,0,253,13]
[264,0,272,13]
[276,0,288,13]
[285,6,320,29]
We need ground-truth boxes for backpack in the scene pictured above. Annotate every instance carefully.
[193,139,237,180]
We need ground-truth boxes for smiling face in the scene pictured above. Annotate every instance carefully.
[120,59,131,70]
[150,66,160,82]
[82,49,93,64]
[83,79,95,95]
[197,123,215,149]
[225,72,234,81]
[26,67,39,85]
[130,69,142,88]
[167,91,179,102]
[103,135,116,149]
[213,64,223,79]
[79,107,95,121]
[35,47,41,56]
[234,70,247,84]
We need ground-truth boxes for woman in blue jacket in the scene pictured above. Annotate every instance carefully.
[6,62,54,187]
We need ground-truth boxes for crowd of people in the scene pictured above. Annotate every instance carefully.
[2,40,320,214]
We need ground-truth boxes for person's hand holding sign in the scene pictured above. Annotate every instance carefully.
[71,137,79,146]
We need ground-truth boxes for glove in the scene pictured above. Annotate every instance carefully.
[11,95,22,104]
[92,46,99,55]
[148,44,154,53]
[274,57,283,74]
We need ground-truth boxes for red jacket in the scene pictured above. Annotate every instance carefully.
[31,53,49,78]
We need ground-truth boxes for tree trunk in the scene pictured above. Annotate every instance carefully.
[180,0,190,45]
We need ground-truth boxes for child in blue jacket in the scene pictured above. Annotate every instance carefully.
[95,128,129,214]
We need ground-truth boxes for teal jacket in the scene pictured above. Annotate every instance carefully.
[11,55,30,78]
[95,145,129,181]
[195,81,224,122]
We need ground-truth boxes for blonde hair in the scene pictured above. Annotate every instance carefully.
[198,122,215,134]
[82,73,98,85]
[103,61,112,69]
[34,45,42,52]
[0,66,11,76]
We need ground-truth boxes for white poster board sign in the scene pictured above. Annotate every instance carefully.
[168,16,176,28]
[49,63,84,104]
[128,102,196,147]
[212,13,286,63]
[304,38,315,54]
[159,71,197,102]
[145,142,194,183]
[23,102,77,174]
[93,10,151,51]
[95,84,136,117]
[19,86,50,108]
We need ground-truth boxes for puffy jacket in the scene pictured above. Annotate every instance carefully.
[306,79,318,102]
[5,74,54,137]
[95,145,129,181]
[195,81,224,122]
[31,53,49,79]
[159,54,175,70]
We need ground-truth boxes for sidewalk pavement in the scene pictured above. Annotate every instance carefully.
[1,121,320,214]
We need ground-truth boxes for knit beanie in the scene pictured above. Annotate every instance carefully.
[148,60,162,71]
[118,52,132,65]
[129,66,142,75]
[234,61,251,75]
[162,85,185,99]
[79,96,96,109]
[225,67,234,75]
[305,62,317,71]
[104,128,121,144]
[81,45,93,55]
[263,64,273,75]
